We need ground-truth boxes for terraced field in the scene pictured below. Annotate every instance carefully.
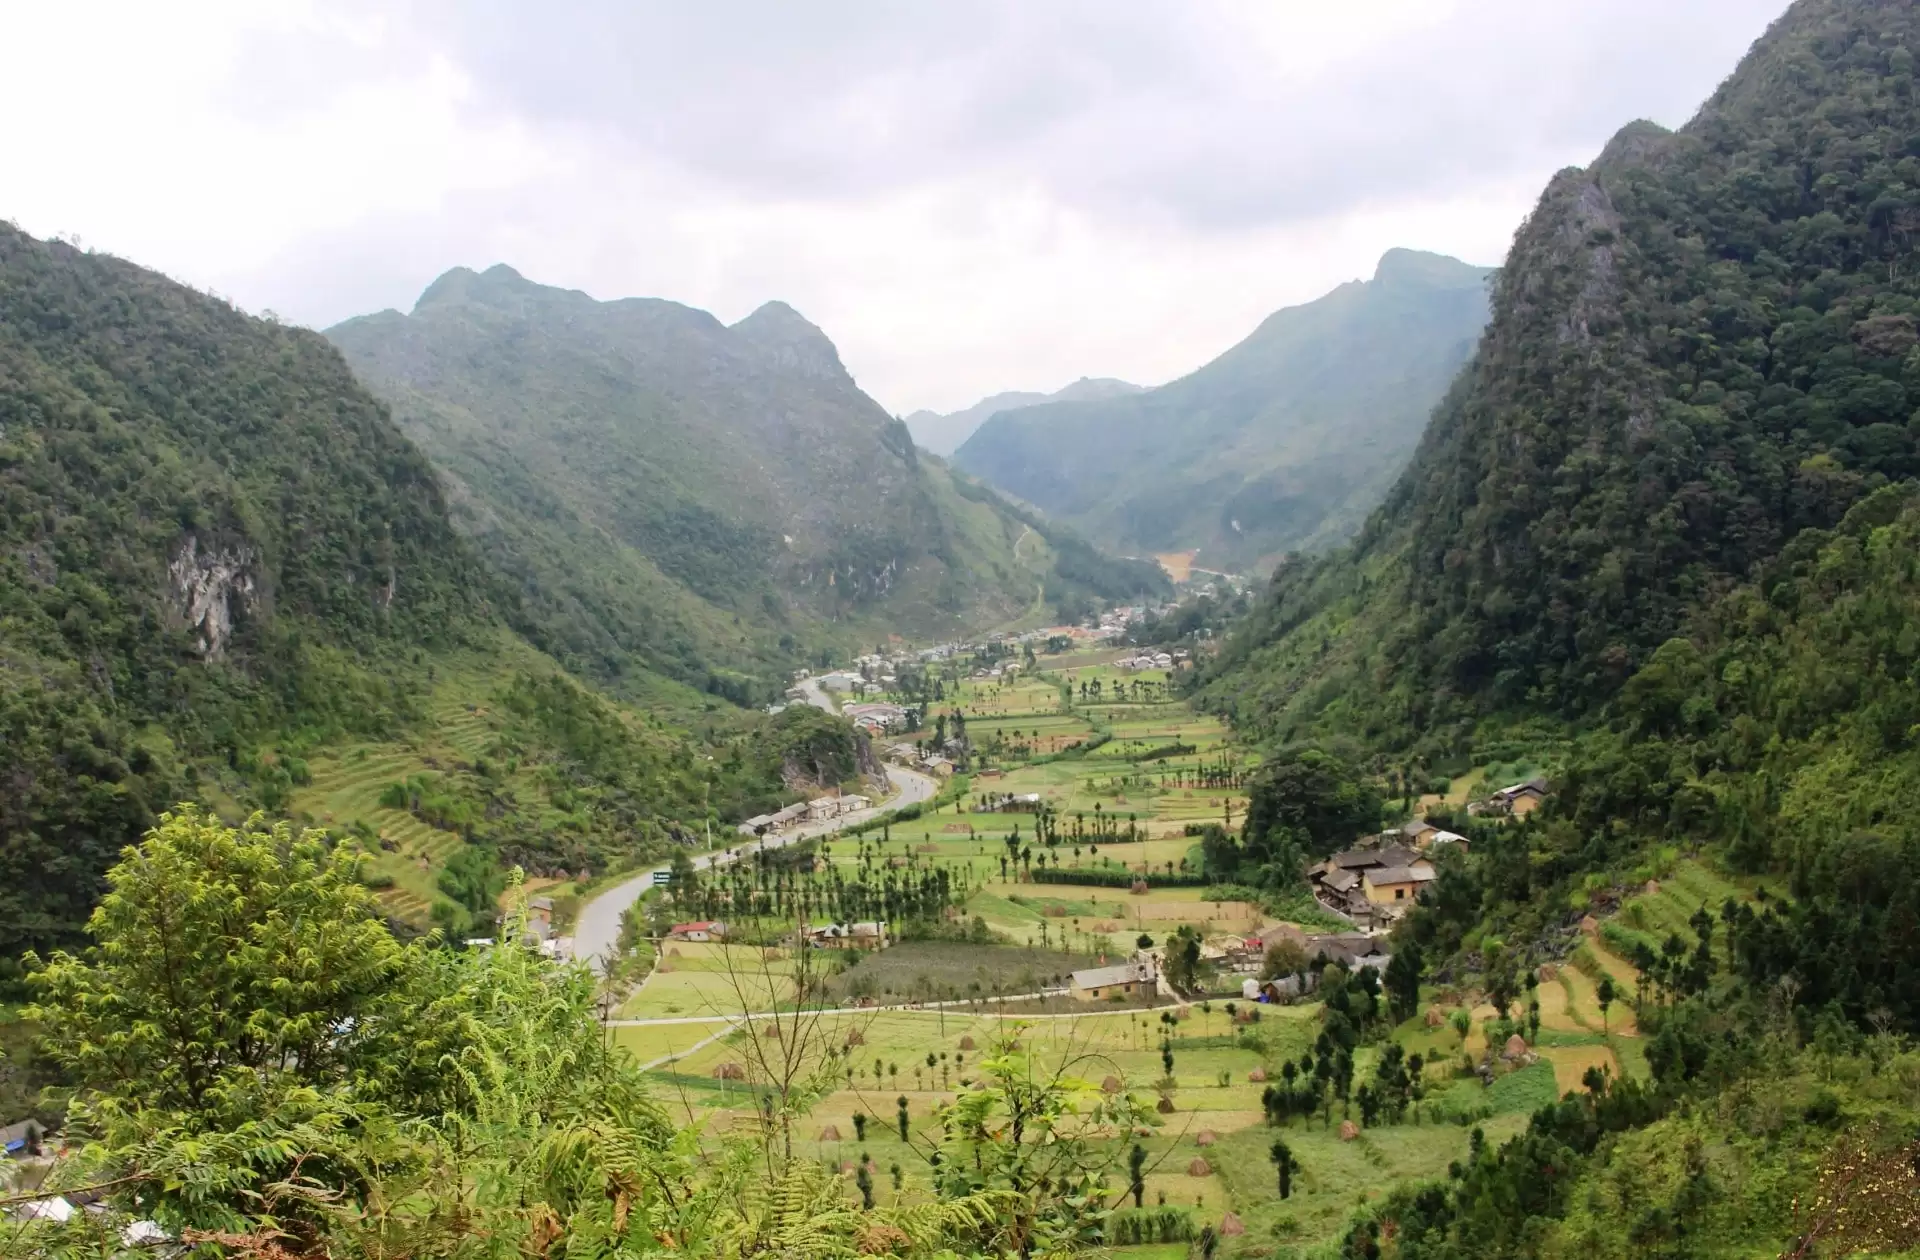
[289,645,552,924]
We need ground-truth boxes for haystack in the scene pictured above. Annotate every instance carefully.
[712,1062,746,1081]
[1195,1131,1218,1147]
[1130,880,1150,895]
[844,1029,866,1048]
[1579,915,1601,936]
[818,1125,843,1142]
[1101,1075,1125,1094]
[1338,1120,1360,1141]
[1504,1033,1528,1059]
[1219,1213,1246,1237]
[1536,963,1558,982]
[1644,879,1661,895]
[1425,1006,1446,1028]
[1247,1067,1267,1083]
[960,1036,976,1051]
[1186,1158,1211,1177]
[1156,1097,1176,1114]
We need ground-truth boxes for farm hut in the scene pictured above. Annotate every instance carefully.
[1219,1213,1246,1237]
[818,1125,843,1142]
[1195,1131,1217,1147]
[1186,1158,1211,1177]
[1246,1068,1267,1082]
[1101,1075,1125,1094]
[1339,1120,1360,1141]
[712,1062,746,1081]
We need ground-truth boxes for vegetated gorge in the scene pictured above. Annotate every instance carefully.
[6,3,1920,1260]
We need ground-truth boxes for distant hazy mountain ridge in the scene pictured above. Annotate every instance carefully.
[905,377,1142,457]
[953,250,1493,569]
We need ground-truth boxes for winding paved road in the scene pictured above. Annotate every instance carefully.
[573,762,938,971]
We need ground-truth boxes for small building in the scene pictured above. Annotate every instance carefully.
[1361,864,1438,906]
[1070,959,1157,1002]
[668,921,726,943]
[1494,779,1549,816]
[806,921,888,950]
[738,814,776,837]
[840,795,871,813]
[920,756,954,778]
[525,896,554,942]
[806,797,842,822]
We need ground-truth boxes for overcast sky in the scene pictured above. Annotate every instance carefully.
[5,0,1786,414]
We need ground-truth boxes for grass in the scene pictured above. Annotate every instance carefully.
[820,940,1098,1003]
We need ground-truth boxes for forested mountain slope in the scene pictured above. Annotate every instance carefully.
[1202,0,1920,746]
[953,250,1492,570]
[0,228,816,961]
[904,376,1140,457]
[329,268,1164,699]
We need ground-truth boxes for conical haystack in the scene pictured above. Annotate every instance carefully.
[1186,1158,1211,1177]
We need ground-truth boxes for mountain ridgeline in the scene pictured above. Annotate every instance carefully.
[328,268,1165,700]
[904,376,1141,457]
[1206,0,1920,743]
[954,250,1492,570]
[0,229,918,961]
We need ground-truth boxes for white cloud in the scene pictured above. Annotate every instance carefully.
[0,0,1788,413]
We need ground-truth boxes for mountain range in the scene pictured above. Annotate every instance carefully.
[327,268,1166,702]
[903,377,1141,457]
[953,249,1493,570]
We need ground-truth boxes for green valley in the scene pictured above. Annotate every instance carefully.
[13,3,1920,1259]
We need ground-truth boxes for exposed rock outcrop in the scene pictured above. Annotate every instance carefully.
[168,535,257,658]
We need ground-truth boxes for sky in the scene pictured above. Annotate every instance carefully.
[3,0,1789,415]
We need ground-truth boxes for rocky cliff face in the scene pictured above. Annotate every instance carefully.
[168,536,258,659]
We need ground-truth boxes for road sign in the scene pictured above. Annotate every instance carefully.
[651,871,672,886]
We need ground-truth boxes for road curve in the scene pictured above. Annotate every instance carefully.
[573,762,938,971]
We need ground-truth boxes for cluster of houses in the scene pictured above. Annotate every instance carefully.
[1308,842,1440,928]
[736,793,873,838]
[1116,650,1181,672]
[1236,921,1395,1001]
[843,701,910,734]
[665,918,888,951]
